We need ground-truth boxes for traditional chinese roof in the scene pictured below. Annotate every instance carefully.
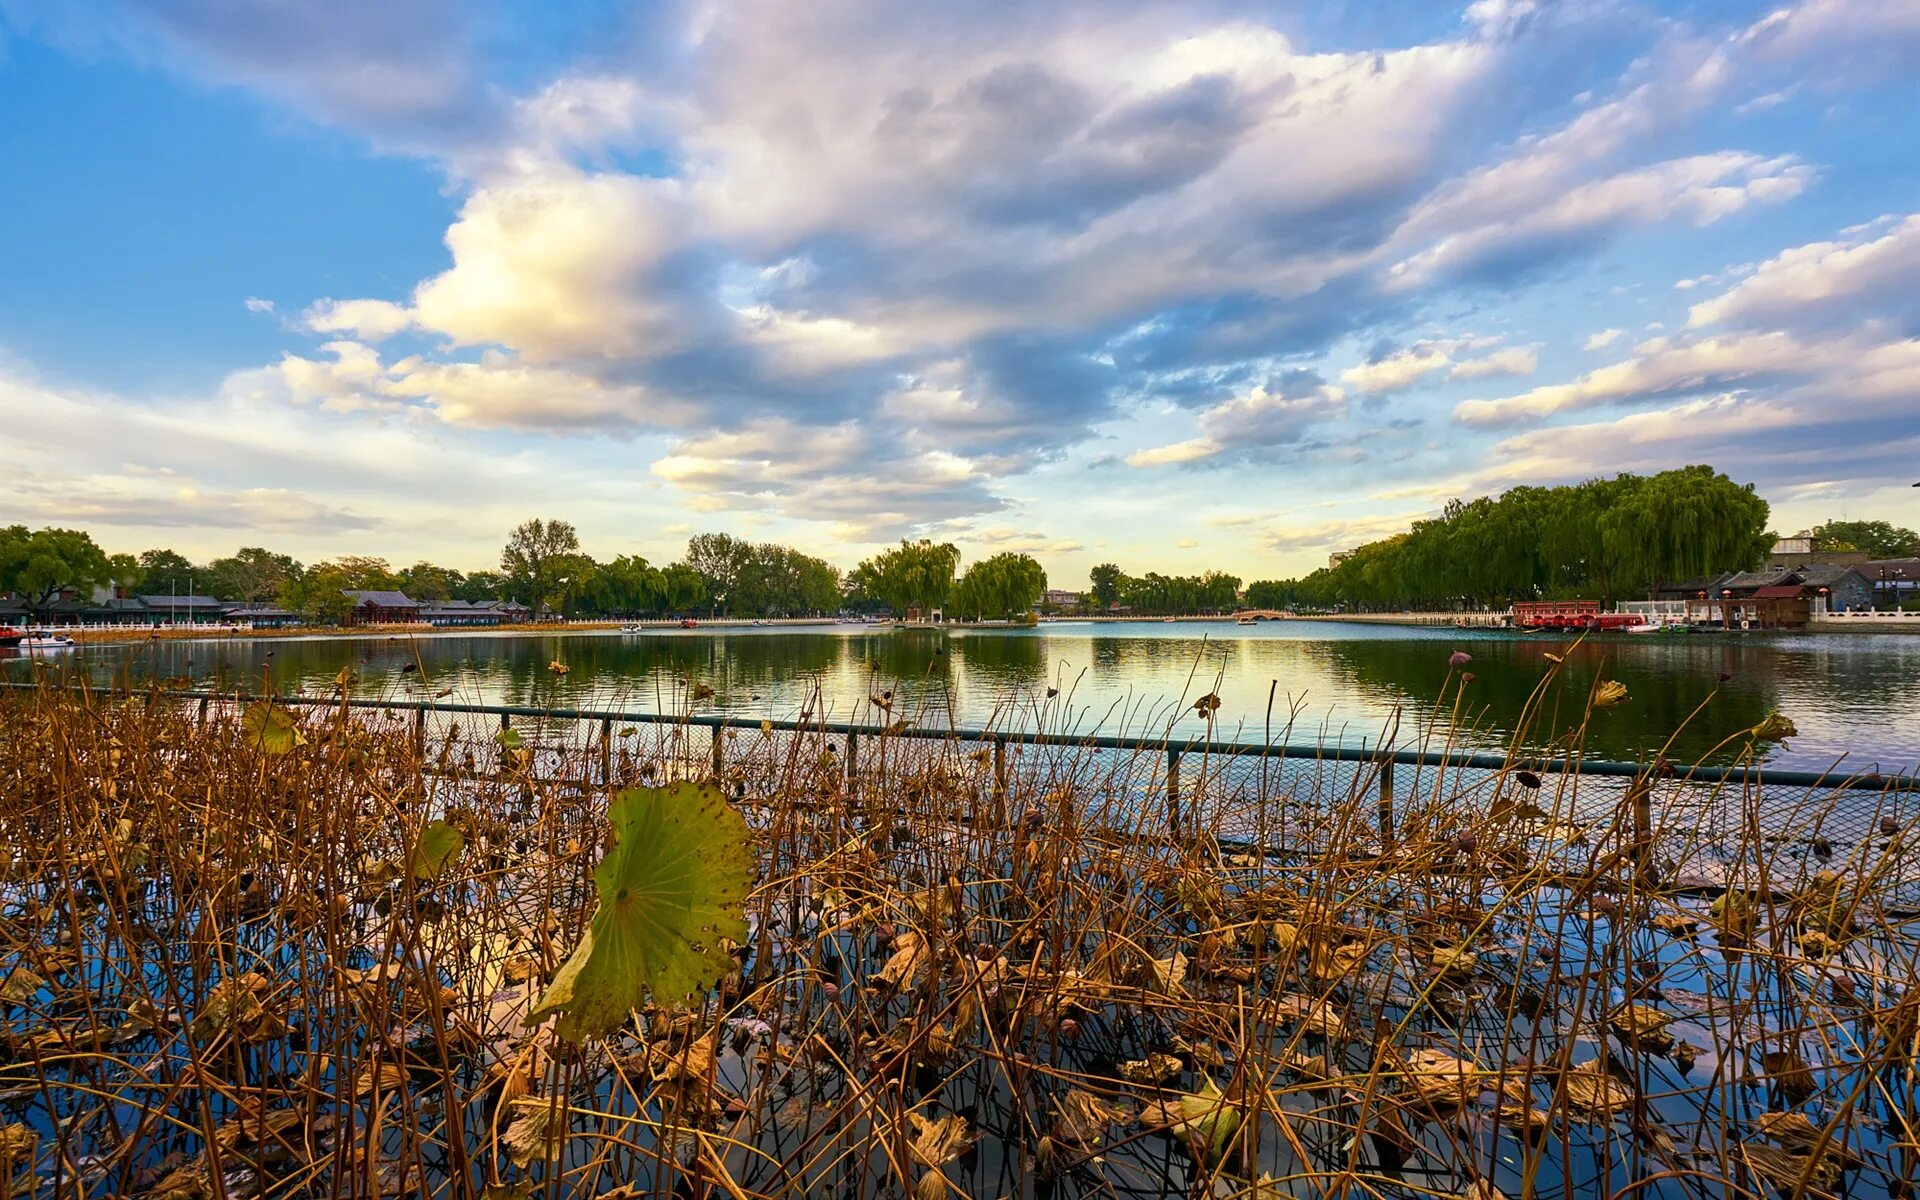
[342,590,419,608]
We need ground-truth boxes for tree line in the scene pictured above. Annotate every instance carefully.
[1079,564,1241,615]
[0,522,1050,623]
[1239,466,1779,611]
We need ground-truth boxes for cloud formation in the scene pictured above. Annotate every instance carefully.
[7,0,1919,575]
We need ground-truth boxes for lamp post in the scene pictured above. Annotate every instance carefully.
[1721,588,1733,631]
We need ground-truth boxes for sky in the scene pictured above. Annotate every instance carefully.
[1,0,1916,587]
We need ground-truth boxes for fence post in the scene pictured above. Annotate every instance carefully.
[599,718,612,785]
[992,739,1008,826]
[710,724,726,778]
[414,707,426,754]
[1167,747,1182,836]
[196,696,210,727]
[1631,775,1654,885]
[1377,757,1395,846]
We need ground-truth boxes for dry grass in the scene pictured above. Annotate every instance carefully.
[2,673,1918,1200]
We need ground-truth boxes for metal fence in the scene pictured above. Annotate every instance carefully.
[8,681,1919,904]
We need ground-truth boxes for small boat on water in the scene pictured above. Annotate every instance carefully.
[679,618,699,629]
[19,632,78,649]
[619,623,646,633]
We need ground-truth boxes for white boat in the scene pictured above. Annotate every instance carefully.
[619,623,646,633]
[20,632,78,649]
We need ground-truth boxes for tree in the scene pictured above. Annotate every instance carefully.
[135,549,198,596]
[1812,519,1919,559]
[330,556,400,590]
[853,539,960,616]
[684,533,752,616]
[1265,465,1771,610]
[659,564,706,615]
[951,552,1047,621]
[584,555,660,616]
[206,547,302,603]
[1089,563,1122,609]
[397,561,462,603]
[0,526,113,616]
[454,571,509,601]
[283,563,357,625]
[500,519,583,617]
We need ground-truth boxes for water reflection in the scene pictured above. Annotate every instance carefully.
[16,623,1919,771]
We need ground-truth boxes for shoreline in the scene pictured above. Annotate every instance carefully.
[27,612,1920,648]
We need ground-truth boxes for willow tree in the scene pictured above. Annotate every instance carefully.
[1266,465,1770,609]
[854,539,960,616]
[950,552,1046,621]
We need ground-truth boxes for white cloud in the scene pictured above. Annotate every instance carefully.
[243,297,276,314]
[1447,345,1537,381]
[1583,328,1624,350]
[303,297,413,341]
[1339,336,1529,392]
[1687,213,1920,329]
[1128,375,1346,466]
[1342,345,1452,394]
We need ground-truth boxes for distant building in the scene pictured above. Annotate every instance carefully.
[1329,549,1354,569]
[1040,589,1082,609]
[1768,531,1867,570]
[1674,563,1878,627]
[341,590,421,625]
[418,599,531,626]
[136,595,229,624]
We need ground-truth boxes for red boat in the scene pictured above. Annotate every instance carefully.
[0,626,22,648]
[1510,601,1646,631]
[679,618,699,629]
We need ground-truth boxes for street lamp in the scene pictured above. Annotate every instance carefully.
[1721,588,1733,630]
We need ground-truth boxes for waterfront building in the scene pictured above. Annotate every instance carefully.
[341,590,422,625]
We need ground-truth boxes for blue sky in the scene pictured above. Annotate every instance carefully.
[2,0,1916,584]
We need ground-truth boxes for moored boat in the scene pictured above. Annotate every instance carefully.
[0,626,22,648]
[19,632,78,649]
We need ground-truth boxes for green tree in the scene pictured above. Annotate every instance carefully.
[659,563,706,615]
[329,556,401,590]
[453,570,508,601]
[397,561,462,603]
[1268,466,1770,610]
[684,533,753,616]
[283,563,357,625]
[206,547,303,603]
[585,554,660,616]
[1812,519,1919,559]
[0,526,114,617]
[1088,562,1123,609]
[501,518,583,617]
[135,548,198,596]
[950,552,1047,621]
[854,539,960,617]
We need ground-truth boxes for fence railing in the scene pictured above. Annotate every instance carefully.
[4,678,1911,792]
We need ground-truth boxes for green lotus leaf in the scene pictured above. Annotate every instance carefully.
[527,781,753,1040]
[241,702,306,755]
[409,819,465,880]
[494,727,524,750]
[1169,1076,1245,1169]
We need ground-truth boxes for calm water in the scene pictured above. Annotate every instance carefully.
[10,621,1919,771]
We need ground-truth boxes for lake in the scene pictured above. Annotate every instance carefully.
[15,620,1920,772]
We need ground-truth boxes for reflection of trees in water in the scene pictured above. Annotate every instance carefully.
[1316,636,1777,764]
[59,628,1913,769]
